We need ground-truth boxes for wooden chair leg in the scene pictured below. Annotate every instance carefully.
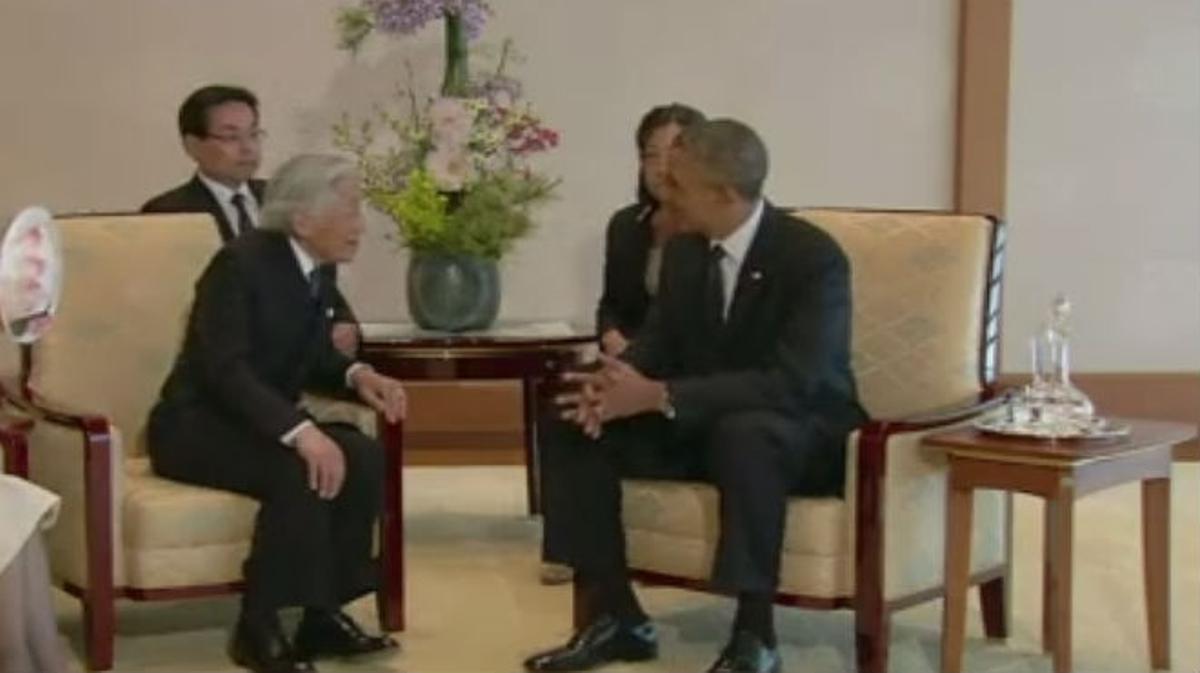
[979,574,1008,639]
[82,591,115,671]
[855,603,891,673]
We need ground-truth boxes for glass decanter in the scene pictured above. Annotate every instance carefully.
[1027,293,1094,430]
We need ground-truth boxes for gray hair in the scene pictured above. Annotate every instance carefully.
[260,154,359,233]
[676,119,769,200]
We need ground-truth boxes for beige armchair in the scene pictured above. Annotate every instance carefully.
[3,213,402,671]
[606,208,1010,673]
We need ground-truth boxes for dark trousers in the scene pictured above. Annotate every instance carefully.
[147,404,384,612]
[540,410,843,594]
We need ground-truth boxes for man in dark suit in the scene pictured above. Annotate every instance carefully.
[142,84,360,357]
[526,120,866,673]
[147,154,405,673]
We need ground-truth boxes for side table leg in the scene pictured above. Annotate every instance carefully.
[941,477,974,673]
[377,417,405,632]
[521,377,542,515]
[1142,477,1171,670]
[1046,491,1074,673]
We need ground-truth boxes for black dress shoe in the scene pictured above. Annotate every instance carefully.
[523,614,657,672]
[292,609,398,660]
[707,631,782,673]
[228,616,315,673]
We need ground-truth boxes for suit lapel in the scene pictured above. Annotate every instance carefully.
[187,175,237,241]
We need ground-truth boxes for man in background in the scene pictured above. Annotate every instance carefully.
[142,84,359,356]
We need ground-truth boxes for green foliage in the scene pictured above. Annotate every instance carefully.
[369,168,556,260]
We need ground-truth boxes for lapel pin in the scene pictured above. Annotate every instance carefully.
[750,270,763,281]
[325,308,334,318]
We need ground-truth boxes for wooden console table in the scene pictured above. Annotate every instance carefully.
[358,322,594,514]
[926,418,1197,673]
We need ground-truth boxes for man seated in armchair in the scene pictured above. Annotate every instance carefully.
[146,154,406,673]
[527,120,866,673]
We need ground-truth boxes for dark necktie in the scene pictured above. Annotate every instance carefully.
[706,244,727,329]
[307,268,323,302]
[230,193,252,236]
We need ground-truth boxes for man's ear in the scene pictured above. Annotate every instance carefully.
[714,183,742,207]
[182,134,203,162]
[290,211,313,238]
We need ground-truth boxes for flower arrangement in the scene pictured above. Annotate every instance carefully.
[333,0,560,260]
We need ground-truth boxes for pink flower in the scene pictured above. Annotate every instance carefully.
[425,146,472,190]
[428,97,473,145]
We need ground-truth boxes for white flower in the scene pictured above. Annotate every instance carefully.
[425,146,472,191]
[428,97,472,145]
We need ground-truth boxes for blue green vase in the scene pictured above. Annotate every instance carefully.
[407,252,500,332]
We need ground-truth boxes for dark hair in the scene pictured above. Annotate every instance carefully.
[177,85,259,138]
[635,103,705,205]
[676,118,768,201]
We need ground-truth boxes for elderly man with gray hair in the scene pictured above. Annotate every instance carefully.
[526,120,865,673]
[147,154,405,673]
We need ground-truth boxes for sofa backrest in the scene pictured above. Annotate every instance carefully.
[30,213,221,456]
[796,208,1002,419]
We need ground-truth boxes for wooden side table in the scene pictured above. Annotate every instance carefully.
[926,418,1197,673]
[358,322,594,515]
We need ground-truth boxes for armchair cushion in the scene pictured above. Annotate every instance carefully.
[121,457,256,589]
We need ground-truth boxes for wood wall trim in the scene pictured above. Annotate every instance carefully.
[955,0,1013,216]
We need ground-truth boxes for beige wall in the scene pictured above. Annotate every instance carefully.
[1005,0,1200,371]
[0,0,958,325]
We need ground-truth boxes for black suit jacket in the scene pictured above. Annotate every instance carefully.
[152,229,355,440]
[142,175,356,324]
[595,203,655,338]
[625,203,866,438]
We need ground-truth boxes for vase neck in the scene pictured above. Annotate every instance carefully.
[441,12,470,96]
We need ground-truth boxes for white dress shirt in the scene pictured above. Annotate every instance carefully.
[711,199,764,319]
[197,172,259,232]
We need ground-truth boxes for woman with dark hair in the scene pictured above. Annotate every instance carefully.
[595,103,706,356]
[540,104,705,586]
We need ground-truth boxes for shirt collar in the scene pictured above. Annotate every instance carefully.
[196,171,252,205]
[713,198,764,264]
[288,236,317,277]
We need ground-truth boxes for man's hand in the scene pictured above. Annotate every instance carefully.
[351,365,407,424]
[556,353,667,438]
[331,322,360,358]
[295,425,346,499]
[600,328,629,357]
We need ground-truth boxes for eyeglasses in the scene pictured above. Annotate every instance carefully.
[204,129,268,145]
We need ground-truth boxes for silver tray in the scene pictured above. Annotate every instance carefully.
[972,416,1131,440]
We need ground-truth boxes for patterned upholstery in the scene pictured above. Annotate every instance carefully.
[802,209,992,419]
[27,214,226,589]
[621,209,1005,604]
[25,213,379,591]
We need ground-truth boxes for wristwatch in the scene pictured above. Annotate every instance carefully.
[660,383,677,421]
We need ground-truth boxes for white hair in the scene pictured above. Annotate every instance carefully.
[260,154,359,233]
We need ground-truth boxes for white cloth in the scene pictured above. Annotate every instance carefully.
[0,475,60,572]
[711,199,764,318]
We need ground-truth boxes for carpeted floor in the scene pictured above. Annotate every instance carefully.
[55,464,1200,672]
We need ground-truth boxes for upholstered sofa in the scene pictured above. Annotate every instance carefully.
[604,208,1010,673]
[4,213,401,671]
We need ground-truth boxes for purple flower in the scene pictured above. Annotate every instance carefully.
[365,0,491,39]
